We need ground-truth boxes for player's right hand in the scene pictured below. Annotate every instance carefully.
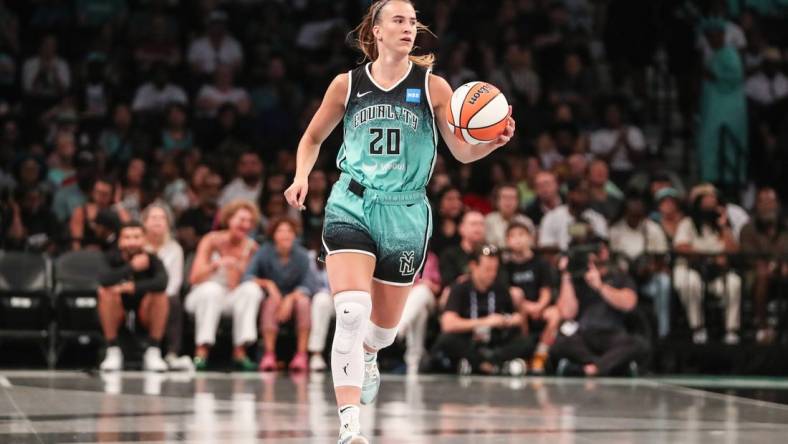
[284,177,308,211]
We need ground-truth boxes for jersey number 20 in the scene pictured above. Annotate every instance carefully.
[369,128,400,155]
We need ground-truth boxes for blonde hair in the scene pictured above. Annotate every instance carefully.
[219,199,261,228]
[141,202,174,243]
[351,0,436,69]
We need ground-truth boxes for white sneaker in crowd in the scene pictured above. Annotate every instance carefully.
[100,346,123,372]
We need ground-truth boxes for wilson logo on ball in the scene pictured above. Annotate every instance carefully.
[447,81,509,145]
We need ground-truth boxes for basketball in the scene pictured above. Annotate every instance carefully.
[447,81,510,145]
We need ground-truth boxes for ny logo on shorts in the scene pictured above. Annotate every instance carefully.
[399,251,416,276]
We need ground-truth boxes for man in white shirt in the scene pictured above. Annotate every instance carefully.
[219,151,263,208]
[539,179,608,251]
[187,10,243,76]
[132,64,188,113]
[589,103,646,184]
[745,48,788,106]
[195,65,251,118]
[485,183,535,249]
[22,35,70,99]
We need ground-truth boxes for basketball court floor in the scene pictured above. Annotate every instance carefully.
[1,371,787,443]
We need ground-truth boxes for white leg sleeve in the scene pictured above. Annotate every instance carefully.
[308,290,334,353]
[331,291,372,388]
[364,322,398,352]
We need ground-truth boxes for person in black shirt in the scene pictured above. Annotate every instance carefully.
[430,245,534,374]
[503,222,560,374]
[97,221,169,372]
[176,171,221,253]
[552,239,649,376]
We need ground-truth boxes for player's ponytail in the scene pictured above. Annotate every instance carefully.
[351,0,436,69]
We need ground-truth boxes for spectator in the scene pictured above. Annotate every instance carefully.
[440,210,486,290]
[98,103,146,168]
[553,239,648,376]
[97,221,169,372]
[442,45,477,89]
[673,190,742,345]
[75,0,127,29]
[187,10,243,77]
[696,5,747,63]
[523,171,562,226]
[485,183,535,249]
[740,187,788,344]
[131,64,188,114]
[133,12,181,70]
[176,171,222,254]
[116,158,147,220]
[587,159,623,222]
[306,250,331,371]
[160,103,194,154]
[219,151,263,208]
[697,19,747,186]
[538,179,608,251]
[651,187,685,243]
[689,183,749,241]
[490,44,541,109]
[610,193,671,338]
[159,155,190,215]
[745,48,788,106]
[141,203,192,371]
[430,245,533,374]
[13,154,51,199]
[503,222,559,374]
[52,150,96,224]
[550,52,595,116]
[431,186,464,256]
[184,200,261,370]
[46,131,76,188]
[250,217,316,372]
[5,186,59,253]
[589,103,647,186]
[22,35,70,102]
[196,65,251,118]
[69,176,129,251]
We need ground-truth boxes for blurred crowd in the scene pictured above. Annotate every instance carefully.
[0,0,786,374]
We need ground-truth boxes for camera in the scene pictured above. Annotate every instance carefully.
[565,221,601,279]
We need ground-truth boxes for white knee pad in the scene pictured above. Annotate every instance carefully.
[332,291,371,388]
[364,322,398,352]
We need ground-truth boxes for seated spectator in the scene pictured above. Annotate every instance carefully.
[673,189,742,344]
[440,210,486,294]
[430,245,534,374]
[587,160,623,222]
[651,187,684,243]
[523,171,562,226]
[22,35,70,102]
[116,158,148,220]
[159,103,194,155]
[740,187,788,344]
[219,151,263,208]
[430,186,464,256]
[745,47,787,107]
[589,102,646,186]
[688,183,749,241]
[187,10,243,77]
[183,200,262,371]
[97,221,169,372]
[133,13,182,70]
[131,64,188,115]
[610,193,671,338]
[141,203,192,371]
[503,222,559,374]
[251,217,316,372]
[159,155,190,216]
[176,171,222,253]
[485,183,535,249]
[538,179,608,251]
[69,177,129,251]
[489,44,540,110]
[5,186,59,253]
[12,154,51,202]
[52,150,97,224]
[195,65,251,118]
[46,131,76,188]
[98,103,148,168]
[553,239,648,376]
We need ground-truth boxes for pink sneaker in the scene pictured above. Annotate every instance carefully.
[258,352,277,372]
[289,352,308,372]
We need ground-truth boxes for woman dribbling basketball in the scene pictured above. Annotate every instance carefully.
[284,1,515,442]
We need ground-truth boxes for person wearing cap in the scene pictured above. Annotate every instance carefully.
[697,17,748,186]
[688,183,749,241]
[187,10,243,76]
[651,187,685,243]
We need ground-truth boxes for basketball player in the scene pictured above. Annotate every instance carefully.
[284,1,515,442]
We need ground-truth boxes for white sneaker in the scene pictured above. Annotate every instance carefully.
[165,353,196,372]
[144,347,168,372]
[360,354,380,405]
[337,405,368,444]
[692,329,708,345]
[724,331,740,345]
[100,346,123,372]
[310,353,327,372]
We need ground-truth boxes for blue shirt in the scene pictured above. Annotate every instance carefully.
[242,243,318,297]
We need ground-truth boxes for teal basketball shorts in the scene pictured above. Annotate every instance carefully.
[320,173,433,286]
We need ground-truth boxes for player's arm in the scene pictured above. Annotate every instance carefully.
[429,74,515,164]
[285,73,348,209]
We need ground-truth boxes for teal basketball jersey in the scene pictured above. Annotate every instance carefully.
[336,61,437,192]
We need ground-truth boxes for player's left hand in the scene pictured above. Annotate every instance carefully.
[485,106,515,150]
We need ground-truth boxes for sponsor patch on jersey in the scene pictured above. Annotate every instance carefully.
[405,88,421,104]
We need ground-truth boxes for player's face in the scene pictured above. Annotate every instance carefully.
[506,227,532,253]
[119,227,145,255]
[375,1,417,56]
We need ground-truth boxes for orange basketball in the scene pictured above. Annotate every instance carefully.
[446,81,509,145]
